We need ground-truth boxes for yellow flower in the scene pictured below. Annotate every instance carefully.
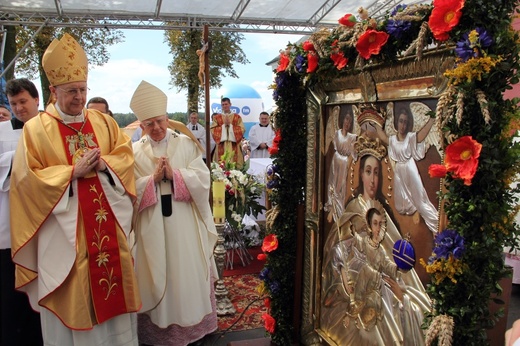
[257,281,267,295]
[444,56,503,85]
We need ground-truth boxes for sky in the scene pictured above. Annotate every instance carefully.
[34,29,302,115]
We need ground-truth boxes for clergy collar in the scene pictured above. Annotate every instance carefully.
[147,132,170,147]
[55,103,85,123]
[259,124,269,127]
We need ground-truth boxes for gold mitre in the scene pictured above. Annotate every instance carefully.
[130,80,167,122]
[42,33,88,86]
[357,104,386,127]
[354,135,387,160]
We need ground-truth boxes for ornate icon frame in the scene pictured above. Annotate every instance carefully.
[299,49,455,345]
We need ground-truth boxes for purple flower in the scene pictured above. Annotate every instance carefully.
[273,73,289,101]
[455,28,494,62]
[295,55,305,73]
[386,4,412,39]
[266,164,278,176]
[259,267,270,281]
[386,20,411,39]
[267,179,279,189]
[430,229,465,262]
[390,4,407,16]
[269,280,280,293]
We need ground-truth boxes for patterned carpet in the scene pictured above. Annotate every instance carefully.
[217,273,268,332]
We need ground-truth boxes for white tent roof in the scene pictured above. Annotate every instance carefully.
[0,0,429,34]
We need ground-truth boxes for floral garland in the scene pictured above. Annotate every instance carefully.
[262,0,520,344]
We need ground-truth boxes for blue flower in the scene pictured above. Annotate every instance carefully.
[259,267,270,281]
[269,280,280,293]
[390,4,407,16]
[295,55,305,73]
[386,20,411,39]
[267,179,279,189]
[266,164,278,176]
[455,28,494,62]
[432,229,465,261]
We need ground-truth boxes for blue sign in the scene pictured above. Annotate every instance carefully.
[210,103,240,115]
[241,106,251,115]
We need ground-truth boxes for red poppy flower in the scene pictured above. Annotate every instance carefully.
[261,234,279,253]
[302,40,315,52]
[338,13,357,27]
[428,0,465,42]
[307,52,319,73]
[269,129,282,155]
[262,313,276,333]
[356,29,389,60]
[445,135,482,185]
[330,52,348,70]
[257,253,267,261]
[276,53,290,72]
[428,164,448,178]
[264,297,271,308]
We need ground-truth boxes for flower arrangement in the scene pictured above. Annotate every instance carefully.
[210,150,266,232]
[420,229,468,284]
[256,234,279,333]
[264,0,520,344]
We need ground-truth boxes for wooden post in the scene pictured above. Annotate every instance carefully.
[203,25,211,173]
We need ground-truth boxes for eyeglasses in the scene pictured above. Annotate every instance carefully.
[57,87,89,96]
[143,117,167,128]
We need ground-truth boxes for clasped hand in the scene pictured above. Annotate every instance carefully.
[154,157,173,183]
[72,148,104,179]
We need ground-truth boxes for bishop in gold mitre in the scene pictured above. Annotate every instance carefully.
[9,33,141,346]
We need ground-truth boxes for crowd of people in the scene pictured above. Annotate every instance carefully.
[0,33,274,346]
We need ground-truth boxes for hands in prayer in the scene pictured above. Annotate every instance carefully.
[73,148,102,179]
[154,157,173,183]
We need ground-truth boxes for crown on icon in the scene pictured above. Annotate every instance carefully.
[354,135,387,160]
[357,104,386,127]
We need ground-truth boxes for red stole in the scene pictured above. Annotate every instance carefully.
[56,117,129,324]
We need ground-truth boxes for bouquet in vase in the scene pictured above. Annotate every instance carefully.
[211,151,266,238]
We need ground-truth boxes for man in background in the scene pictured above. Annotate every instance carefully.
[210,97,245,167]
[9,33,140,345]
[1,78,42,345]
[0,105,12,122]
[87,96,113,116]
[248,111,275,158]
[187,111,214,162]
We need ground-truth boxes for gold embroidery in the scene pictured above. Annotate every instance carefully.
[89,184,118,300]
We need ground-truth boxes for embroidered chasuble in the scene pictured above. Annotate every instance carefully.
[9,104,140,330]
[210,112,245,167]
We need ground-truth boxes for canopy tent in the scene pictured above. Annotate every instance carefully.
[0,0,429,34]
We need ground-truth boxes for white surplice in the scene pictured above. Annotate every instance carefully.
[248,124,275,158]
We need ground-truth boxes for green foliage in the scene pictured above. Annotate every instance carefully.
[164,27,249,112]
[262,72,306,345]
[268,0,520,344]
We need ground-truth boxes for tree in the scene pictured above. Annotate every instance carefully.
[165,27,249,113]
[11,24,124,105]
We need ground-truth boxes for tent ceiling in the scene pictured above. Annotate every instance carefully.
[0,0,428,34]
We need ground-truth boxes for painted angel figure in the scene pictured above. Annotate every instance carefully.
[324,105,359,223]
[370,102,440,234]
